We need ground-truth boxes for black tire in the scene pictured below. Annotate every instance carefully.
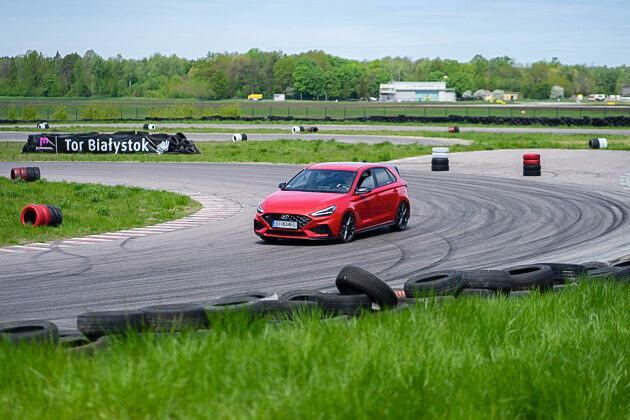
[141,304,208,331]
[46,205,63,226]
[537,263,588,284]
[259,299,319,320]
[582,261,610,271]
[552,283,578,293]
[397,296,455,306]
[77,310,144,339]
[336,265,398,308]
[612,259,630,268]
[523,164,541,170]
[338,212,356,243]
[510,290,533,298]
[390,201,410,231]
[204,294,265,320]
[587,266,629,282]
[404,270,464,297]
[432,164,449,172]
[431,158,449,165]
[460,270,512,292]
[280,290,372,315]
[523,169,541,176]
[66,335,111,355]
[0,320,58,345]
[502,264,554,290]
[460,288,496,297]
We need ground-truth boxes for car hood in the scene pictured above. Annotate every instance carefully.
[262,190,343,215]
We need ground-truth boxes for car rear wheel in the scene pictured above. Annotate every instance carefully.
[339,213,355,243]
[390,201,409,231]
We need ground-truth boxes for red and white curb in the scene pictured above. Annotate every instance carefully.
[0,192,242,255]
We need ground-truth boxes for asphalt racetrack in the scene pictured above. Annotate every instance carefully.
[1,153,628,328]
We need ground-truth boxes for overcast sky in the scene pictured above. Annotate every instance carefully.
[2,0,628,65]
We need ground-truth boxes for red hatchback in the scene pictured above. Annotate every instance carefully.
[254,162,410,243]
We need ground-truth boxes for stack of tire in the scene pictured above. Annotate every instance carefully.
[20,204,63,227]
[432,147,449,171]
[589,138,608,149]
[291,126,304,134]
[37,122,49,129]
[232,134,247,142]
[448,126,459,133]
[523,153,541,176]
[10,167,40,182]
[143,123,156,130]
[306,126,318,133]
[403,261,630,300]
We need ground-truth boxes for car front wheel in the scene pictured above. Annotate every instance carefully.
[390,201,409,231]
[338,213,356,243]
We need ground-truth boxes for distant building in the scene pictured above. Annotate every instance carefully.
[503,92,520,101]
[622,85,630,101]
[273,93,285,101]
[379,82,456,102]
[247,94,263,101]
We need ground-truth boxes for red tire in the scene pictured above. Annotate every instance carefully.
[21,204,52,227]
[523,159,540,165]
[523,153,540,160]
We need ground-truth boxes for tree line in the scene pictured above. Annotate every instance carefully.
[0,49,628,100]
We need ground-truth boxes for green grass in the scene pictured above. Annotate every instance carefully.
[0,178,201,246]
[1,281,628,418]
[0,133,628,165]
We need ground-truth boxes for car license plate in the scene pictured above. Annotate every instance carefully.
[272,220,298,229]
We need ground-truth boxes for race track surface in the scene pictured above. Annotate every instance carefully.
[1,156,628,328]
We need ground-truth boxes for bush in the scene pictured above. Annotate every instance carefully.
[550,85,565,100]
[6,107,17,120]
[21,106,39,121]
[216,104,242,118]
[52,107,68,121]
[81,104,120,120]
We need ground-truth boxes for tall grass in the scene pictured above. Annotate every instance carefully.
[0,281,628,418]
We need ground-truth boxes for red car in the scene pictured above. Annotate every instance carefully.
[254,162,410,243]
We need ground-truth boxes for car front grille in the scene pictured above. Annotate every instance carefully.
[263,213,312,229]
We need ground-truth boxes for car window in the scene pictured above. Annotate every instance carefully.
[357,170,375,189]
[284,169,356,193]
[374,167,394,187]
[386,168,398,183]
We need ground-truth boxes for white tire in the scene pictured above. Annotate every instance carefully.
[432,152,449,159]
[232,134,243,142]
[432,147,449,153]
[291,126,302,134]
[598,138,608,148]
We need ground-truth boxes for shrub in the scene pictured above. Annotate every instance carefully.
[216,104,243,118]
[6,107,18,120]
[52,107,68,121]
[96,206,110,216]
[21,106,39,121]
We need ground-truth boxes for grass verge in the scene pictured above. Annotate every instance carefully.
[1,132,629,164]
[0,281,628,418]
[0,177,201,246]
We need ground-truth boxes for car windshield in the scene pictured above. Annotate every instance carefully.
[283,169,357,193]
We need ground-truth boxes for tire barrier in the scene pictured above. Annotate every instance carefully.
[291,126,305,134]
[306,126,319,133]
[20,204,63,227]
[141,303,208,332]
[232,134,247,142]
[143,123,156,130]
[432,147,449,172]
[0,320,58,345]
[588,138,608,149]
[448,126,459,133]
[336,265,399,308]
[37,122,49,129]
[22,132,200,154]
[3,260,628,352]
[523,153,541,177]
[10,166,40,182]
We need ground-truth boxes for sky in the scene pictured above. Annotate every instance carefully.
[1,0,628,65]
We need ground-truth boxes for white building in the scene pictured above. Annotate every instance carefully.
[379,81,456,102]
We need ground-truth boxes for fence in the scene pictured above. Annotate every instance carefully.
[1,103,630,122]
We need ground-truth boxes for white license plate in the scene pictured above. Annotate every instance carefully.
[272,220,298,229]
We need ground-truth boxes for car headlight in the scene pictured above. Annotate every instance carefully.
[310,205,336,217]
[257,202,264,213]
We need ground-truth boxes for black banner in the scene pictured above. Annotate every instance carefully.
[22,132,200,154]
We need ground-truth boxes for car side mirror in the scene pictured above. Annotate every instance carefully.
[356,187,371,195]
[278,182,287,189]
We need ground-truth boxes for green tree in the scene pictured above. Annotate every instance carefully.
[209,70,230,99]
[293,58,324,99]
